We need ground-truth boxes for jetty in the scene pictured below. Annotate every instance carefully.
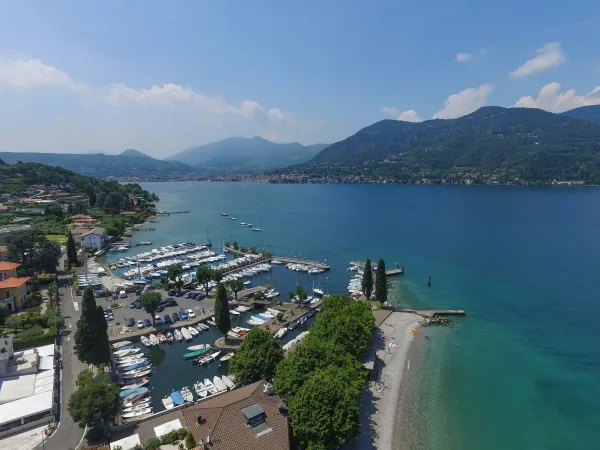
[225,246,330,271]
[155,210,190,216]
[402,308,466,318]
[350,261,404,276]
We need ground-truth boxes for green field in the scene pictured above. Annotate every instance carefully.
[46,234,66,245]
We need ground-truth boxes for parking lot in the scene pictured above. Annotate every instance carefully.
[103,289,216,333]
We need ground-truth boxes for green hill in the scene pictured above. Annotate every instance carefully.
[167,136,328,172]
[0,150,194,179]
[561,105,600,124]
[286,106,600,184]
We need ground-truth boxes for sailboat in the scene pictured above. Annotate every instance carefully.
[252,216,261,232]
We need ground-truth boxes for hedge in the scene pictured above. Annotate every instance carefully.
[36,273,56,284]
[13,332,56,350]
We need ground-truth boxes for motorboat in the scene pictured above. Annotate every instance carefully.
[148,334,160,346]
[119,360,151,373]
[162,396,174,410]
[122,397,150,409]
[194,381,208,398]
[198,350,221,365]
[170,389,185,406]
[213,376,227,392]
[230,310,240,316]
[121,407,152,419]
[121,368,152,379]
[187,344,211,351]
[180,386,194,402]
[117,357,147,368]
[188,326,199,337]
[231,327,249,336]
[112,340,132,350]
[122,402,152,413]
[220,353,233,362]
[165,331,174,343]
[207,319,216,326]
[235,306,250,313]
[180,327,193,341]
[271,259,282,264]
[157,333,167,343]
[173,329,183,342]
[140,336,151,347]
[197,322,210,331]
[274,327,287,339]
[203,378,218,395]
[114,347,141,357]
[313,288,324,296]
[221,375,236,390]
[185,347,212,360]
[120,387,148,401]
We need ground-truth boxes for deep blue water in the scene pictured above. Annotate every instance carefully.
[114,182,600,449]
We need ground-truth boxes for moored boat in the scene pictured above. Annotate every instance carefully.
[180,386,194,402]
[174,329,183,342]
[121,406,152,419]
[157,333,167,343]
[112,340,132,350]
[220,353,233,362]
[213,376,227,392]
[140,336,151,347]
[170,389,185,406]
[194,381,207,398]
[120,387,148,401]
[162,396,174,410]
[188,326,199,337]
[184,347,212,360]
[165,331,174,343]
[148,334,160,346]
[180,327,193,341]
[274,327,287,339]
[221,375,236,390]
[203,378,217,395]
[187,344,211,351]
[120,379,149,390]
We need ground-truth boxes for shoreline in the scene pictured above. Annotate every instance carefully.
[350,311,423,449]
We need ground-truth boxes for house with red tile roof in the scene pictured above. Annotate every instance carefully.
[0,262,30,311]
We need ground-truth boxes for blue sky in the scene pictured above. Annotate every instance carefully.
[0,0,599,157]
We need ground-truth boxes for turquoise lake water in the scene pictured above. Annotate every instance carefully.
[121,182,599,449]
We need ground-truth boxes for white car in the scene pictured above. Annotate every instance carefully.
[186,309,196,318]
[137,320,145,329]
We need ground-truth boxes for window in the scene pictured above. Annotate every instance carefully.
[23,410,52,424]
[5,290,9,299]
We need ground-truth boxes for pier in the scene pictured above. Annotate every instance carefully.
[350,261,404,276]
[155,210,190,216]
[225,246,330,270]
[402,308,466,318]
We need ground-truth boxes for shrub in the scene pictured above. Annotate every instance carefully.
[36,273,56,284]
[85,426,104,441]
[160,428,188,445]
[144,438,162,450]
[18,325,45,339]
[185,432,196,450]
[276,312,284,322]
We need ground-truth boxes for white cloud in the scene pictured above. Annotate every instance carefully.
[433,84,494,119]
[510,42,566,78]
[456,52,473,62]
[514,82,600,112]
[381,106,423,122]
[0,57,86,92]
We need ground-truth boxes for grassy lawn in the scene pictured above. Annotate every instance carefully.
[46,234,66,245]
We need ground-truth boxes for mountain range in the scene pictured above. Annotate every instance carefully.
[166,136,329,172]
[283,105,600,184]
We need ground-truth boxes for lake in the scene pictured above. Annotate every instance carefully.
[118,182,600,449]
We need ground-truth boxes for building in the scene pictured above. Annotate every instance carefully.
[0,224,32,245]
[0,262,30,311]
[0,337,56,438]
[80,227,108,250]
[183,381,291,450]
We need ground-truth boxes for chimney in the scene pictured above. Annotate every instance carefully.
[196,410,204,424]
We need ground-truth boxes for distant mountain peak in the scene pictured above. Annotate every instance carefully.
[120,149,151,158]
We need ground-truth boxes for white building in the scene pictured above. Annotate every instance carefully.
[0,338,56,438]
[80,227,108,250]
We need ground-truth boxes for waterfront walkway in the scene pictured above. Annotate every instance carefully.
[225,246,330,270]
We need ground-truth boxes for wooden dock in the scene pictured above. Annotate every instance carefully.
[402,308,466,318]
[225,246,330,271]
[350,261,404,276]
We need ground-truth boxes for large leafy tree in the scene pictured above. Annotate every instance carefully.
[74,288,110,365]
[214,283,231,336]
[68,369,120,430]
[289,365,364,449]
[196,266,212,297]
[6,315,23,333]
[7,229,61,274]
[139,291,161,326]
[67,231,78,268]
[375,258,388,305]
[274,336,360,402]
[229,279,244,301]
[167,264,184,294]
[229,328,283,384]
[212,269,223,284]
[361,258,373,298]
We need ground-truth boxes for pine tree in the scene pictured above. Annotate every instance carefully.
[66,231,78,268]
[375,258,388,305]
[74,288,110,365]
[361,258,373,298]
[214,283,231,336]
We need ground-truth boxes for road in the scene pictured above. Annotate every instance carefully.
[37,264,88,450]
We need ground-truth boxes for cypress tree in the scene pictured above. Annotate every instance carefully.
[361,258,373,298]
[375,258,388,305]
[214,283,231,336]
[66,231,78,268]
[74,288,110,365]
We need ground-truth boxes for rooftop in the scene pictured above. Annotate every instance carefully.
[0,261,21,271]
[183,381,290,450]
[80,227,106,237]
[0,277,30,289]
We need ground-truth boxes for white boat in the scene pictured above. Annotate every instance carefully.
[199,350,221,365]
[148,334,160,346]
[114,347,141,357]
[180,327,193,341]
[230,310,240,316]
[274,328,287,339]
[122,397,151,409]
[162,396,174,410]
[207,319,216,326]
[187,344,211,351]
[180,386,194,402]
[221,375,236,390]
[112,341,132,350]
[194,381,208,398]
[117,357,147,368]
[220,353,233,362]
[213,376,227,392]
[121,369,152,379]
[122,402,152,413]
[122,407,152,419]
[197,322,210,331]
[282,338,298,351]
[174,329,183,342]
[235,305,250,313]
[140,336,151,347]
[204,378,217,395]
[271,259,282,265]
[188,326,199,337]
[313,288,324,296]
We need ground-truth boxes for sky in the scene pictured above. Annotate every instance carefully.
[0,0,599,158]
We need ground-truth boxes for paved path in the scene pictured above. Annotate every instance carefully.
[36,263,88,450]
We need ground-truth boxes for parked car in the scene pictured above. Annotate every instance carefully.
[137,320,144,329]
[186,309,196,318]
[112,293,119,300]
[119,290,127,298]
[126,318,135,327]
[163,314,172,324]
[166,299,177,307]
[143,318,152,328]
[174,291,183,297]
[155,315,162,325]
[157,304,165,313]
[129,302,136,309]
[135,302,142,309]
[168,289,176,296]
[184,292,191,298]
[172,312,180,322]
[178,309,188,320]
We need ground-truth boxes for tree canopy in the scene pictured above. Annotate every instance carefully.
[6,229,61,275]
[167,264,184,294]
[67,231,78,267]
[73,287,111,365]
[68,369,120,429]
[229,279,244,300]
[361,258,373,298]
[214,283,231,335]
[375,258,388,305]
[139,291,161,326]
[229,327,283,384]
[196,266,212,297]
